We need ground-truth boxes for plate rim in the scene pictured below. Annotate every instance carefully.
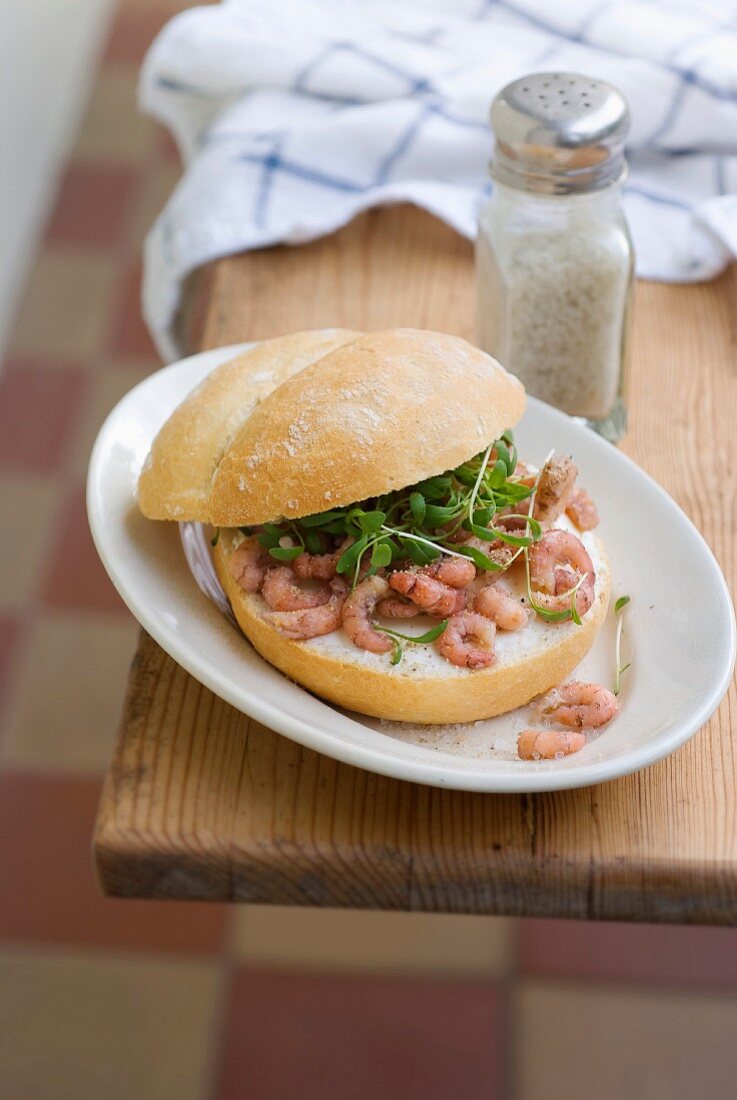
[87,342,736,793]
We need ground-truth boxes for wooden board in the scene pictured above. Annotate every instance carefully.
[95,207,737,921]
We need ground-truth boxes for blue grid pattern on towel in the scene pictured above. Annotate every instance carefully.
[140,0,737,357]
[155,1,737,232]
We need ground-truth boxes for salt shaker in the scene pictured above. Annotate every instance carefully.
[476,73,634,442]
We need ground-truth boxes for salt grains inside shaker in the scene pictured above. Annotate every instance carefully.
[476,73,634,443]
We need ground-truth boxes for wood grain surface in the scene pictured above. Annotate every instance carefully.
[95,207,737,921]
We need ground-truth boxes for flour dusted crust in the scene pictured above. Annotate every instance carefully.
[138,329,361,521]
[208,329,526,527]
[213,528,610,725]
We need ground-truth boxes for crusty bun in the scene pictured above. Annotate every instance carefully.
[138,328,360,521]
[213,526,610,725]
[209,329,525,528]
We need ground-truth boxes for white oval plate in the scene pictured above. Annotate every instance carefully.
[87,343,735,793]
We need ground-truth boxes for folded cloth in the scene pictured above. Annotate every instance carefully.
[141,0,737,360]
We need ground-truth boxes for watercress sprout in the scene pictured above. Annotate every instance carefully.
[375,619,449,666]
[614,595,631,695]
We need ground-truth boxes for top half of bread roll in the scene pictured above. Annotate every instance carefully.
[137,328,361,521]
[209,329,526,527]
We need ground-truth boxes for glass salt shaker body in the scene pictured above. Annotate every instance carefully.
[476,73,634,443]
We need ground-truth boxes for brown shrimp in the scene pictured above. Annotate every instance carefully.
[228,536,270,593]
[533,681,618,730]
[263,579,347,640]
[423,557,476,588]
[473,581,529,631]
[565,487,600,531]
[436,610,496,670]
[388,570,467,617]
[342,575,393,654]
[528,529,595,618]
[292,536,356,581]
[261,566,331,612]
[292,547,341,580]
[376,597,421,619]
[517,729,587,760]
[533,455,578,525]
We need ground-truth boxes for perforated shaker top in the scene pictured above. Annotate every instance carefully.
[490,72,630,194]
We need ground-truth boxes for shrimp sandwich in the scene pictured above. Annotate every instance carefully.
[139,328,610,724]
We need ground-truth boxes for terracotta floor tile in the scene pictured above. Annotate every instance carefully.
[0,474,57,611]
[217,970,504,1100]
[0,948,222,1100]
[516,980,737,1100]
[44,484,127,613]
[9,250,118,360]
[0,615,20,705]
[68,361,151,477]
[157,125,183,165]
[129,159,181,246]
[103,3,185,65]
[519,918,737,991]
[71,66,155,162]
[109,260,160,359]
[233,906,513,977]
[0,773,228,952]
[3,611,138,772]
[45,163,140,248]
[0,358,88,471]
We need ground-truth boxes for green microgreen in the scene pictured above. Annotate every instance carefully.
[268,545,303,562]
[376,619,449,666]
[614,595,631,695]
[252,432,534,587]
[210,527,220,547]
[409,492,426,526]
[467,443,493,524]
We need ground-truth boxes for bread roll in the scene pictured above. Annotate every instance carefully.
[139,325,609,725]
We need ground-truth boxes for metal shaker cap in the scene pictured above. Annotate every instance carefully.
[490,73,630,195]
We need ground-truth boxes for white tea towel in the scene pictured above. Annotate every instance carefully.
[141,0,737,360]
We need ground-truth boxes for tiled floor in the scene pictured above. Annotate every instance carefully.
[2,2,737,1098]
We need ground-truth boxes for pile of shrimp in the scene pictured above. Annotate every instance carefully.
[226,453,600,671]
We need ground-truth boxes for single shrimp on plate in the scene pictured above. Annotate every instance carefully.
[261,566,332,612]
[533,681,618,729]
[263,578,347,640]
[437,610,496,669]
[517,729,587,760]
[533,455,578,525]
[228,536,270,593]
[565,487,600,531]
[473,580,529,631]
[342,575,393,654]
[528,529,595,618]
[389,570,467,617]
